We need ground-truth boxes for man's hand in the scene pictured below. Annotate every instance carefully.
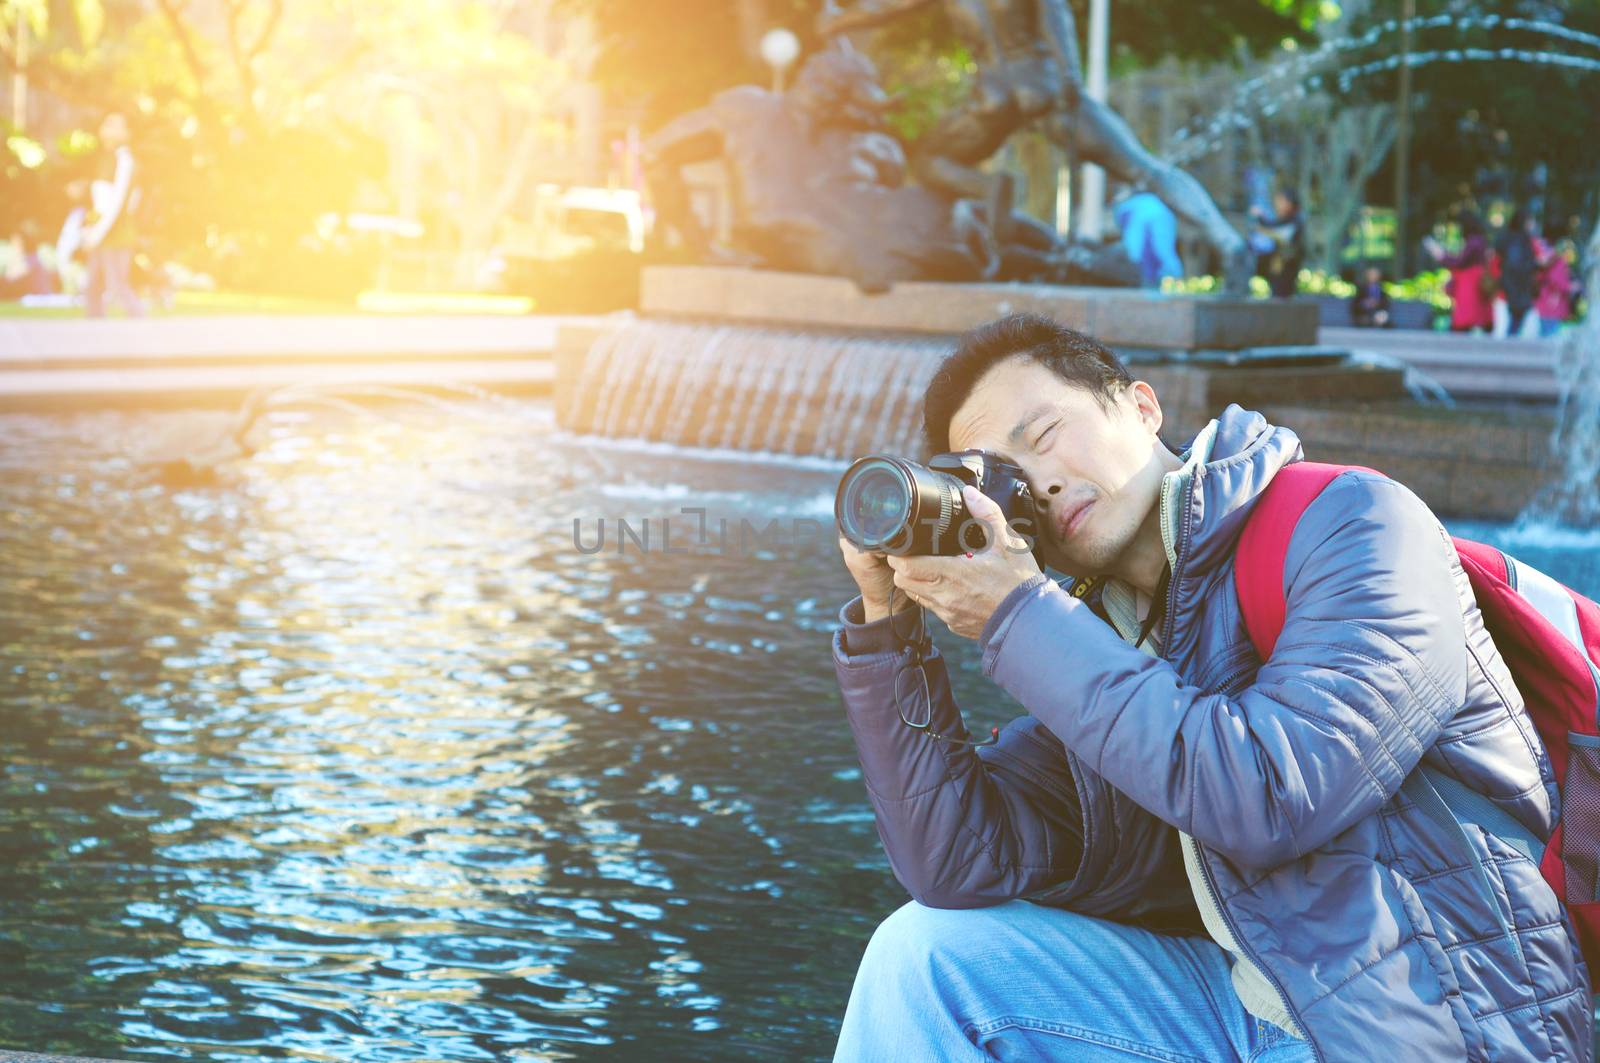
[838,537,912,624]
[886,486,1042,640]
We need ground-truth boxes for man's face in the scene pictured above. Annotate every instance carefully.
[947,356,1167,575]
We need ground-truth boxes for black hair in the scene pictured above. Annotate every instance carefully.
[1460,211,1486,239]
[922,312,1132,454]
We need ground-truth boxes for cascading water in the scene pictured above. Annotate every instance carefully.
[1164,14,1600,166]
[1515,221,1600,531]
[557,319,949,459]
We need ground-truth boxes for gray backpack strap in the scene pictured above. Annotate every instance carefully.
[1400,766,1544,968]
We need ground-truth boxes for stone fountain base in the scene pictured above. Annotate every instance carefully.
[554,266,1555,521]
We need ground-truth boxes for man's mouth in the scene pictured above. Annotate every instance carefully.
[1053,496,1095,543]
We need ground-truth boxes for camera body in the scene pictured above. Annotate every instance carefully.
[835,449,1040,557]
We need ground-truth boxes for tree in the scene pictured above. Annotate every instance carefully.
[0,0,593,294]
[572,0,1325,131]
[1342,0,1600,253]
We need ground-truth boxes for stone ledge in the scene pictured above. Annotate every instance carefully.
[640,266,1319,349]
[1259,400,1558,520]
[0,315,590,368]
[0,359,554,412]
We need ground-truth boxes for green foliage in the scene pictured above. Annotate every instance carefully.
[1163,265,1453,311]
[1072,0,1321,72]
[1338,0,1600,252]
[572,0,1329,129]
[136,121,385,297]
[1385,268,1452,311]
[2,0,580,296]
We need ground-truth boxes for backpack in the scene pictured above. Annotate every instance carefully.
[1235,461,1600,971]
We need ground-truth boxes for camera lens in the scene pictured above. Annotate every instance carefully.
[836,456,967,555]
[838,458,913,549]
[837,451,1038,560]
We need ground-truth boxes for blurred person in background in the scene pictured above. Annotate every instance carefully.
[0,224,53,299]
[1248,188,1303,298]
[54,176,91,296]
[82,112,146,318]
[1423,212,1493,333]
[1494,208,1539,337]
[1349,264,1392,327]
[1535,237,1580,337]
[1112,188,1183,289]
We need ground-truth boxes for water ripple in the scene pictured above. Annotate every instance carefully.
[0,404,939,1061]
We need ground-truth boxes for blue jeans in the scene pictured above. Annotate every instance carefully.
[834,900,1315,1062]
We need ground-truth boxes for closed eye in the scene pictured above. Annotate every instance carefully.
[1033,421,1059,450]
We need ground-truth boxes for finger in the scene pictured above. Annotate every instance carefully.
[889,555,956,583]
[961,485,1012,548]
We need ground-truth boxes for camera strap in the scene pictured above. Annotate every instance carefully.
[1135,565,1173,649]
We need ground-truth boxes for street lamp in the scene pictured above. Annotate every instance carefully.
[760,28,801,94]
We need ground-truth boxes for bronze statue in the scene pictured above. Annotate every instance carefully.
[817,0,1255,292]
[644,47,1000,292]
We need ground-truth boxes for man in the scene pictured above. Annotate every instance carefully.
[830,313,1588,1061]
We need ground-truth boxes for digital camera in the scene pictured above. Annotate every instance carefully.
[834,450,1039,557]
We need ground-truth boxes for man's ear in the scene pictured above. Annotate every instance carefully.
[1127,380,1163,438]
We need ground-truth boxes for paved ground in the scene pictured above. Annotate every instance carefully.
[0,313,602,365]
[0,358,555,410]
[0,313,600,409]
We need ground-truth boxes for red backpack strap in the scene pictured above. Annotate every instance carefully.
[1235,462,1379,660]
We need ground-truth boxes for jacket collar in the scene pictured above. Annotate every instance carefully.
[1096,406,1297,648]
[1162,405,1303,651]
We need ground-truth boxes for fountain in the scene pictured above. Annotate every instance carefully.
[1163,14,1600,167]
[1515,219,1600,530]
[548,21,1595,524]
[554,248,1589,520]
[550,266,1401,452]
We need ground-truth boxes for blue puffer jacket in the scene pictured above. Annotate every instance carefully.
[833,405,1592,1062]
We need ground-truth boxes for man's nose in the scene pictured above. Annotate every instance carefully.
[1031,479,1064,509]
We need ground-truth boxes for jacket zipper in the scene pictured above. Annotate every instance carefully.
[1167,470,1326,1062]
[1192,840,1323,1061]
[1210,659,1256,697]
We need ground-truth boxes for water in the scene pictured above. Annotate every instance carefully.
[2,403,1597,1062]
[564,321,945,459]
[1517,219,1600,530]
[3,405,1015,1061]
